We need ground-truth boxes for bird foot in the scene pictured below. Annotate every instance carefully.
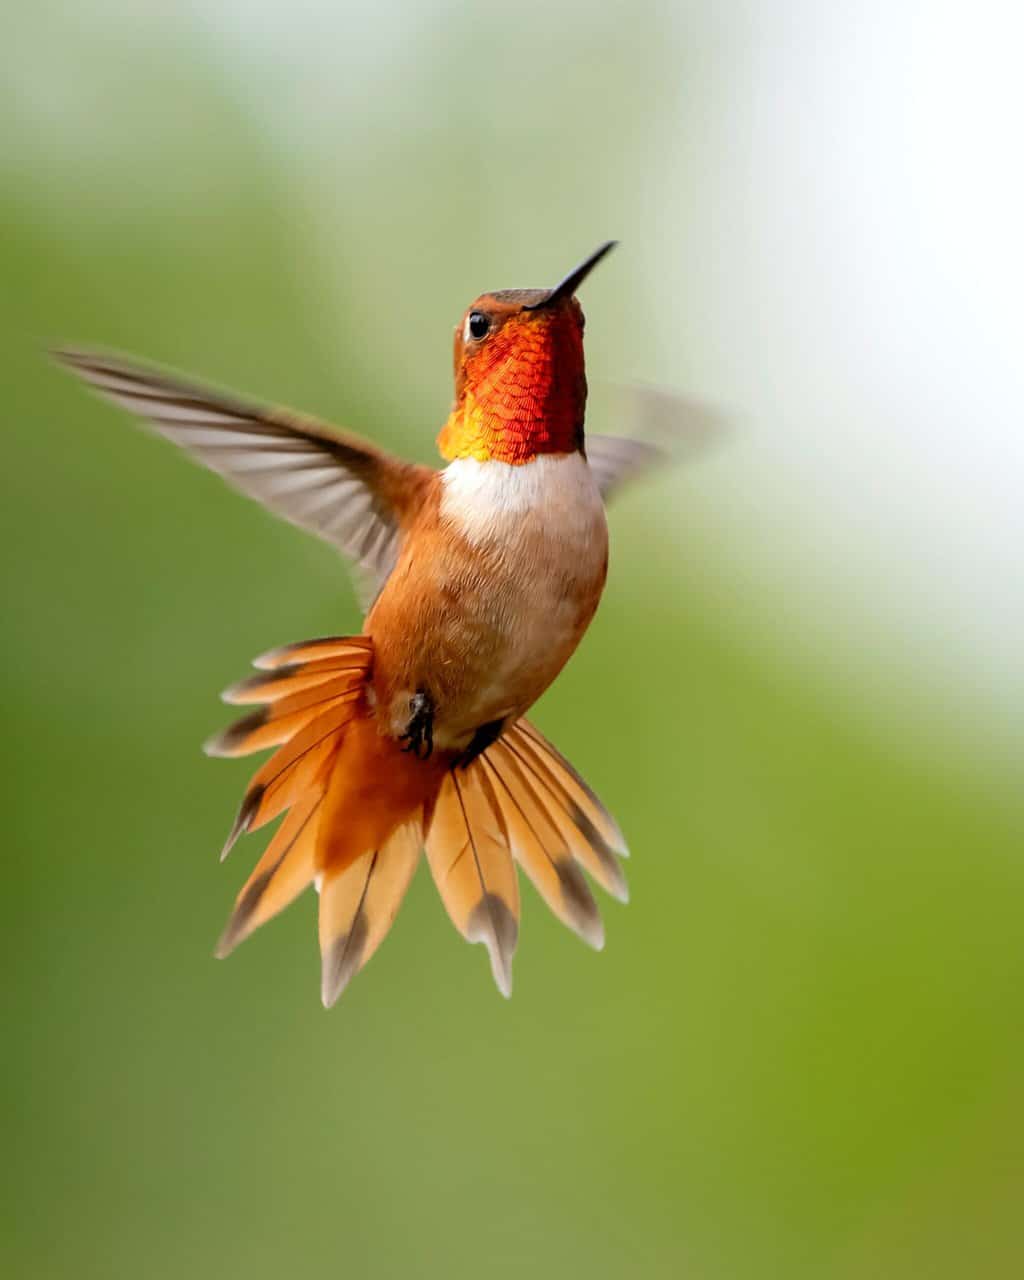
[400,690,435,760]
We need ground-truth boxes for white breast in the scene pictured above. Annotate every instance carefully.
[439,451,605,550]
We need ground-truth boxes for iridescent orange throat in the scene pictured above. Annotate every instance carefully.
[437,312,586,465]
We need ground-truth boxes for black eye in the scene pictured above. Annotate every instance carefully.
[467,311,490,340]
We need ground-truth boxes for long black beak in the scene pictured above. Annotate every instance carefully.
[524,240,618,310]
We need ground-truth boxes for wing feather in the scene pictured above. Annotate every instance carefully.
[587,386,728,500]
[54,347,431,592]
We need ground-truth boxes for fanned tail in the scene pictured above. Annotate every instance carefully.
[208,640,628,1004]
[424,719,628,997]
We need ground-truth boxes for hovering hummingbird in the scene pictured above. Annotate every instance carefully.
[56,241,672,1004]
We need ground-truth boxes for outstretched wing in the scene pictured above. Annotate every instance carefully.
[587,386,729,501]
[54,347,432,592]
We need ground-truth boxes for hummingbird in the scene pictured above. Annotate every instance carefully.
[56,241,669,1004]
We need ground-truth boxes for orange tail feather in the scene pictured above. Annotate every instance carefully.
[209,635,444,1002]
[209,636,629,1003]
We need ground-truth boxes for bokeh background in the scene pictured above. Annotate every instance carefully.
[4,2,1023,1276]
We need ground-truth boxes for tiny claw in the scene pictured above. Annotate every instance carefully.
[398,690,434,760]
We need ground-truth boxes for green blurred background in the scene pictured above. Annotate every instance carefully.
[4,3,1024,1277]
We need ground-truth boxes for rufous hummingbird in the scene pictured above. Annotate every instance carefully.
[57,241,668,1004]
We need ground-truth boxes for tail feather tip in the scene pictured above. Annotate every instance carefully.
[468,894,518,998]
[213,929,237,961]
[490,957,513,1000]
[214,910,248,960]
[580,914,606,951]
[203,708,269,759]
[220,784,264,861]
[320,922,369,1009]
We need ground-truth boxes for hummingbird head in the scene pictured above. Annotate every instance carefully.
[437,242,616,465]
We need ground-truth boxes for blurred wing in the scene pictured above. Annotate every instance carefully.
[585,435,663,500]
[54,347,431,590]
[587,386,730,502]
